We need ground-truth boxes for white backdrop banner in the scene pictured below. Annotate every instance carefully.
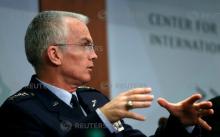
[107,0,220,135]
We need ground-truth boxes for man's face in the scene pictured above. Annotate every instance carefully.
[60,18,98,85]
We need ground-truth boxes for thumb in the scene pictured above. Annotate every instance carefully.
[157,97,174,112]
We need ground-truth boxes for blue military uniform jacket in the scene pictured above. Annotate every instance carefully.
[0,75,193,137]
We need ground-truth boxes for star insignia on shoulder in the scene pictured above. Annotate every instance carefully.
[8,91,35,101]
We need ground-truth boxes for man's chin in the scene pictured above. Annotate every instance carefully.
[80,76,92,85]
[74,74,92,87]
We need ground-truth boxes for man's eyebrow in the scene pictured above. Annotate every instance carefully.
[80,37,93,43]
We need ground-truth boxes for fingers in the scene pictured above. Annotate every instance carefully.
[129,101,152,108]
[194,101,214,117]
[194,101,213,110]
[124,87,152,96]
[126,111,146,121]
[197,118,212,131]
[122,87,154,109]
[199,109,214,117]
[103,87,153,122]
[184,94,202,105]
[157,97,173,111]
[128,94,154,101]
[156,94,214,131]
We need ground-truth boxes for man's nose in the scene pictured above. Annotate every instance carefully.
[91,50,98,60]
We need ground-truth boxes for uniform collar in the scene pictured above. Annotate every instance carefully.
[26,75,96,113]
[36,78,77,108]
[25,75,69,112]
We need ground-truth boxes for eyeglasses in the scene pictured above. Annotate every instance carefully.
[54,43,96,52]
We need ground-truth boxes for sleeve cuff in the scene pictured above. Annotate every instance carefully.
[96,108,124,133]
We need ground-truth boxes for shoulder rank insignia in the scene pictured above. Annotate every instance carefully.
[8,91,34,101]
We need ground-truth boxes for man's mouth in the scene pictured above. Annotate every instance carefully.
[87,66,94,72]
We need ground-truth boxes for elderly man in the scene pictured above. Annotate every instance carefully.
[0,11,213,137]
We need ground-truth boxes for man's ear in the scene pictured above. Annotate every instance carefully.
[47,46,62,65]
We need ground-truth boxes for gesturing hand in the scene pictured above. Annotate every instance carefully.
[157,94,214,131]
[100,88,154,123]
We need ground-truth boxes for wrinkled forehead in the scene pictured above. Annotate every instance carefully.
[63,17,92,43]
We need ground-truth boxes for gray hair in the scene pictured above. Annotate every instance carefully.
[25,11,89,71]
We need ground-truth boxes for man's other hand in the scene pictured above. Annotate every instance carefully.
[157,94,214,131]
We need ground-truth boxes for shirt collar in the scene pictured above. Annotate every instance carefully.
[36,78,78,107]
